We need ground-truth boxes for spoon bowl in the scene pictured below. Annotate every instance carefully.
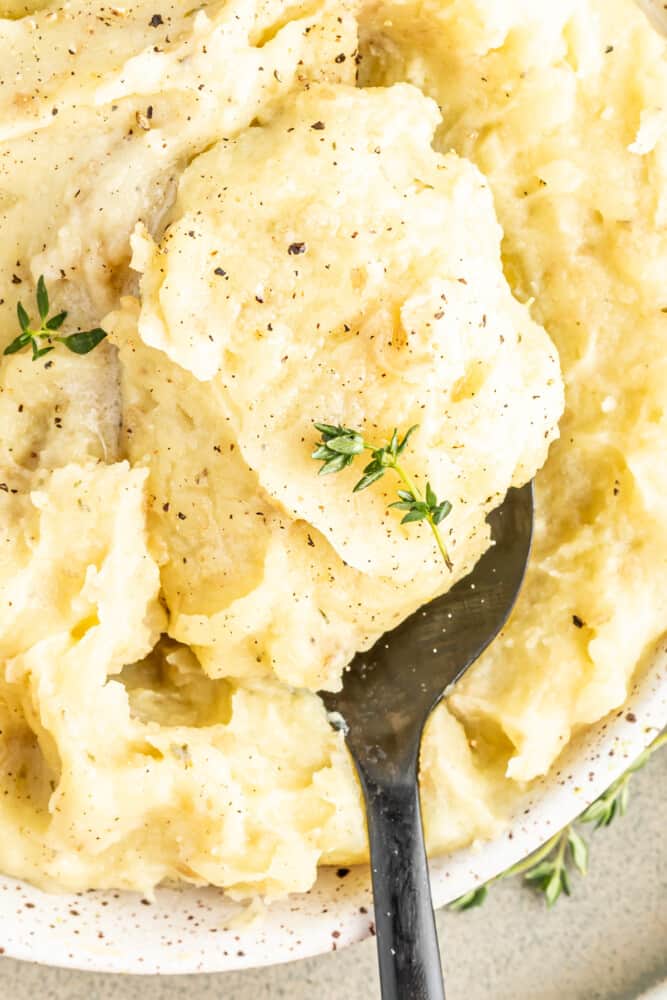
[322,482,534,999]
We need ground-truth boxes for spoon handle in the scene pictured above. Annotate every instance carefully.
[361,767,446,1000]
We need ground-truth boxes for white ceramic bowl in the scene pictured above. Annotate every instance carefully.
[0,644,664,974]
[2,0,667,975]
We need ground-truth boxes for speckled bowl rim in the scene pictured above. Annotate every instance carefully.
[0,640,664,975]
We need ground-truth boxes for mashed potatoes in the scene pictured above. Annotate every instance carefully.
[0,0,663,896]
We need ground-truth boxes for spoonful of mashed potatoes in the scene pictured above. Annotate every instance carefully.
[116,82,562,685]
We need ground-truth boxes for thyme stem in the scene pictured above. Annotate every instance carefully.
[311,422,454,571]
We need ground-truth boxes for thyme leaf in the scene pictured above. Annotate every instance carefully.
[3,276,107,361]
[311,422,453,570]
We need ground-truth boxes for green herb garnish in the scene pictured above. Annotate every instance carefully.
[450,731,666,911]
[3,276,107,361]
[311,422,453,570]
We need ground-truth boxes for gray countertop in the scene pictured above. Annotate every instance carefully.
[1,750,665,999]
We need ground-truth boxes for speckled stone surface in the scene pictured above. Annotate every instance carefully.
[0,749,664,999]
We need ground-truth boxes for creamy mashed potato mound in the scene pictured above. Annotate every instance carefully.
[0,0,663,896]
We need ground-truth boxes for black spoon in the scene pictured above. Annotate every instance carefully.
[322,483,534,1000]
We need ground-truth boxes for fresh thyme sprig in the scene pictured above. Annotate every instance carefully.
[449,731,666,911]
[311,422,453,570]
[3,276,107,361]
